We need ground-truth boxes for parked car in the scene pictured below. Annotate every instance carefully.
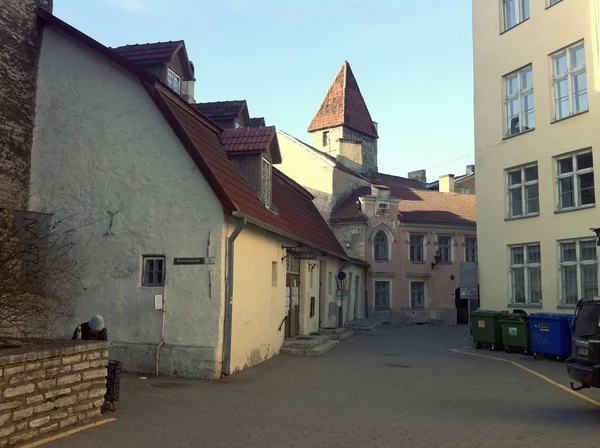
[566,297,600,390]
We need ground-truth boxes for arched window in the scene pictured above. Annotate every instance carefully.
[374,231,389,261]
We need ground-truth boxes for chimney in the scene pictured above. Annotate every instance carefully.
[0,0,53,208]
[466,164,475,174]
[408,169,426,184]
[439,174,455,193]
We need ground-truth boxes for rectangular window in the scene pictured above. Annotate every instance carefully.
[509,244,541,304]
[142,256,165,286]
[560,239,598,305]
[465,237,478,263]
[310,296,316,318]
[272,262,278,287]
[286,254,299,274]
[502,0,530,31]
[323,131,329,147]
[504,65,534,136]
[556,150,595,210]
[438,236,452,262]
[374,281,391,310]
[460,188,469,194]
[262,158,272,208]
[167,69,181,94]
[410,281,426,308]
[552,41,588,121]
[409,234,424,262]
[507,164,539,218]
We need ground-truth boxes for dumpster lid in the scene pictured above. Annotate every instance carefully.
[529,313,573,321]
[499,313,528,322]
[471,310,508,316]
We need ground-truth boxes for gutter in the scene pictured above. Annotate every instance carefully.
[221,217,246,376]
[232,211,349,262]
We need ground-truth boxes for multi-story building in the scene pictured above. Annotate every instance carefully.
[473,0,599,313]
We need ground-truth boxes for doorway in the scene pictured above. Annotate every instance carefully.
[285,255,300,338]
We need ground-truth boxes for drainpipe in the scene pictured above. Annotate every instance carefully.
[221,217,246,376]
[156,300,165,376]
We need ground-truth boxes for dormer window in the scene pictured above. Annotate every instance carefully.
[262,158,272,208]
[167,69,181,94]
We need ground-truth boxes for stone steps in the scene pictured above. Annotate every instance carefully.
[318,327,355,341]
[281,334,330,350]
[280,339,339,357]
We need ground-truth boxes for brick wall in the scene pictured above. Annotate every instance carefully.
[0,340,108,446]
[0,0,53,207]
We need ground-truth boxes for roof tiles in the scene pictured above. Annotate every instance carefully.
[221,127,275,153]
[113,41,182,65]
[193,101,247,121]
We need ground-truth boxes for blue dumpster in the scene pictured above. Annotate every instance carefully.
[529,313,574,361]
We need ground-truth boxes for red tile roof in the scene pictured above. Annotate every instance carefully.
[249,117,266,127]
[193,101,247,121]
[220,127,282,164]
[368,172,426,194]
[113,41,182,65]
[308,61,378,138]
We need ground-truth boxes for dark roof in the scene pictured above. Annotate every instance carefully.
[368,172,426,194]
[37,10,350,261]
[220,127,282,164]
[249,117,266,127]
[193,101,247,121]
[112,41,182,65]
[308,61,378,138]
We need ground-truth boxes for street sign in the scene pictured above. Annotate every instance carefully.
[460,262,478,299]
[174,257,215,265]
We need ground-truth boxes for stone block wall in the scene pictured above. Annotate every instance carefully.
[0,340,108,446]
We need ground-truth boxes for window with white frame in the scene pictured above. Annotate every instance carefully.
[374,231,389,261]
[437,236,452,262]
[465,237,478,263]
[142,256,165,286]
[507,164,539,218]
[374,280,391,310]
[560,239,598,305]
[410,281,425,308]
[502,0,530,31]
[556,150,595,210]
[409,234,424,262]
[504,65,534,136]
[167,69,181,94]
[552,41,588,121]
[509,244,541,304]
[261,158,272,208]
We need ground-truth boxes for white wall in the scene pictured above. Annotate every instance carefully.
[30,28,226,378]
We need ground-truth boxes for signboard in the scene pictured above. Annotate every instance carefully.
[174,257,215,265]
[460,262,478,299]
[154,294,163,310]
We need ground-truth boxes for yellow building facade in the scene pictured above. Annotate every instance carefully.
[474,0,600,312]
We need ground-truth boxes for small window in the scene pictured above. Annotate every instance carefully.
[374,281,390,310]
[504,65,534,136]
[437,236,452,262]
[502,0,530,31]
[262,158,272,208]
[323,131,329,147]
[142,256,165,286]
[410,281,425,308]
[167,69,181,94]
[552,41,588,121]
[507,164,539,218]
[465,237,478,263]
[374,231,389,261]
[509,244,542,304]
[272,261,278,287]
[560,239,598,305]
[460,188,469,194]
[310,297,316,317]
[556,150,595,210]
[286,254,300,274]
[409,234,424,262]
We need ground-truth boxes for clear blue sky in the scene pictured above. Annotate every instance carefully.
[54,0,474,181]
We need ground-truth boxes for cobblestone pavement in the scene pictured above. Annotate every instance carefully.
[48,325,600,447]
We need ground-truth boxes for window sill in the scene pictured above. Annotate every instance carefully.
[557,304,577,310]
[508,303,542,309]
[505,213,540,221]
[554,204,595,215]
[551,109,589,124]
[374,260,390,263]
[502,127,535,141]
[500,17,529,35]
[410,260,426,264]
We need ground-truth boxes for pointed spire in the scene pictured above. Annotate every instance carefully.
[308,61,378,138]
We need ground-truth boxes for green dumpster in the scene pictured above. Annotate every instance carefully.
[471,310,507,351]
[499,313,530,354]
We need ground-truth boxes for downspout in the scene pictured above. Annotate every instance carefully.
[156,301,165,376]
[221,217,246,376]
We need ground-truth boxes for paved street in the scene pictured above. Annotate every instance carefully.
[47,325,600,448]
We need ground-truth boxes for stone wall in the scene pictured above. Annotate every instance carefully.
[341,127,378,174]
[0,340,108,446]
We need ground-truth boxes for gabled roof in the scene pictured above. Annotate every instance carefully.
[193,100,248,122]
[221,127,282,164]
[249,117,266,127]
[308,61,378,138]
[368,172,426,194]
[113,41,182,65]
[37,10,351,261]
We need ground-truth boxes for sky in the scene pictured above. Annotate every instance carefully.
[54,0,475,182]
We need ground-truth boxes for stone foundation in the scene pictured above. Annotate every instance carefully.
[0,340,108,446]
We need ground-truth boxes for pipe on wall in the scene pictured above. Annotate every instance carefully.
[221,217,246,376]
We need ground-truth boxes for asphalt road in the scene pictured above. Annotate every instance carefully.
[45,324,600,447]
